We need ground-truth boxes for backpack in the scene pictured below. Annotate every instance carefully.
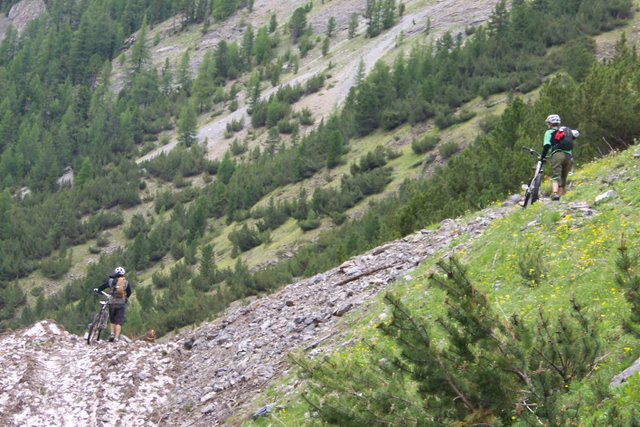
[550,126,574,151]
[113,276,127,299]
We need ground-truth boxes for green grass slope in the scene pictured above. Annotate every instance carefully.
[244,146,640,425]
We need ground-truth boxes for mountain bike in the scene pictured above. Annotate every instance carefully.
[522,147,544,208]
[87,290,111,344]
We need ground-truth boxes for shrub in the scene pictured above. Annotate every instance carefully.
[96,233,110,247]
[298,107,314,125]
[381,107,407,130]
[298,213,321,231]
[305,73,325,94]
[439,141,459,159]
[478,114,500,134]
[40,252,72,280]
[86,211,124,235]
[230,139,248,156]
[408,98,435,124]
[229,224,262,252]
[457,109,476,123]
[152,271,171,288]
[266,100,291,128]
[411,135,440,154]
[517,242,546,286]
[226,117,244,133]
[386,147,401,159]
[277,119,295,134]
[276,84,304,104]
[434,109,456,129]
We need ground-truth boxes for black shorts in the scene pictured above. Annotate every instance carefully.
[109,304,126,325]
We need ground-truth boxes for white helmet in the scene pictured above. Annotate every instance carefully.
[545,114,561,125]
[114,266,126,276]
[571,129,580,138]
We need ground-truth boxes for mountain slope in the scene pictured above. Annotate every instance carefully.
[136,0,499,162]
[3,145,640,426]
[0,200,513,426]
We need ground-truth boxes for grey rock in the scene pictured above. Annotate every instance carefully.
[595,190,617,204]
[508,194,522,204]
[333,303,353,317]
[611,357,640,388]
[200,391,217,403]
[201,404,217,414]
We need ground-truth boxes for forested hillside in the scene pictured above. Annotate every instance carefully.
[1,0,640,424]
[0,0,638,345]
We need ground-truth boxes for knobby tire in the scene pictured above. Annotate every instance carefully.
[87,314,100,344]
[530,173,542,204]
[522,190,532,208]
[87,311,105,344]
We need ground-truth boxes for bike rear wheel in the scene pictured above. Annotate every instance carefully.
[87,313,103,344]
[87,310,107,344]
[522,188,532,208]
[530,173,542,204]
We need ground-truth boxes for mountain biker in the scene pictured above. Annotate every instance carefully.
[540,114,579,201]
[93,266,131,342]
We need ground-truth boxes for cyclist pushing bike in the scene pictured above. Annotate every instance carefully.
[93,266,132,342]
[540,114,580,201]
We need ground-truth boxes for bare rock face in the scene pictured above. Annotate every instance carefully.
[0,0,46,41]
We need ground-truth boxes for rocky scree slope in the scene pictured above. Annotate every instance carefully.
[0,200,518,426]
[137,0,500,162]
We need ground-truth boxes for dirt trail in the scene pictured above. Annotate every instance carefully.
[137,0,499,163]
[0,321,182,427]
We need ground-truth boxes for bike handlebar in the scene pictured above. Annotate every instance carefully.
[93,290,110,298]
[522,147,541,157]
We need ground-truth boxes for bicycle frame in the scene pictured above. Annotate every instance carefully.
[87,291,111,344]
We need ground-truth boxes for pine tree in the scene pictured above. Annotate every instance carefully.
[241,24,254,69]
[615,235,640,337]
[327,16,336,37]
[295,258,603,426]
[177,101,198,147]
[348,13,358,38]
[381,0,396,30]
[161,58,174,96]
[213,0,238,22]
[217,151,236,185]
[75,157,93,187]
[199,244,217,281]
[129,16,150,77]
[288,7,307,42]
[177,50,192,95]
[192,51,216,112]
[269,13,278,33]
[254,26,271,65]
[321,37,330,56]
